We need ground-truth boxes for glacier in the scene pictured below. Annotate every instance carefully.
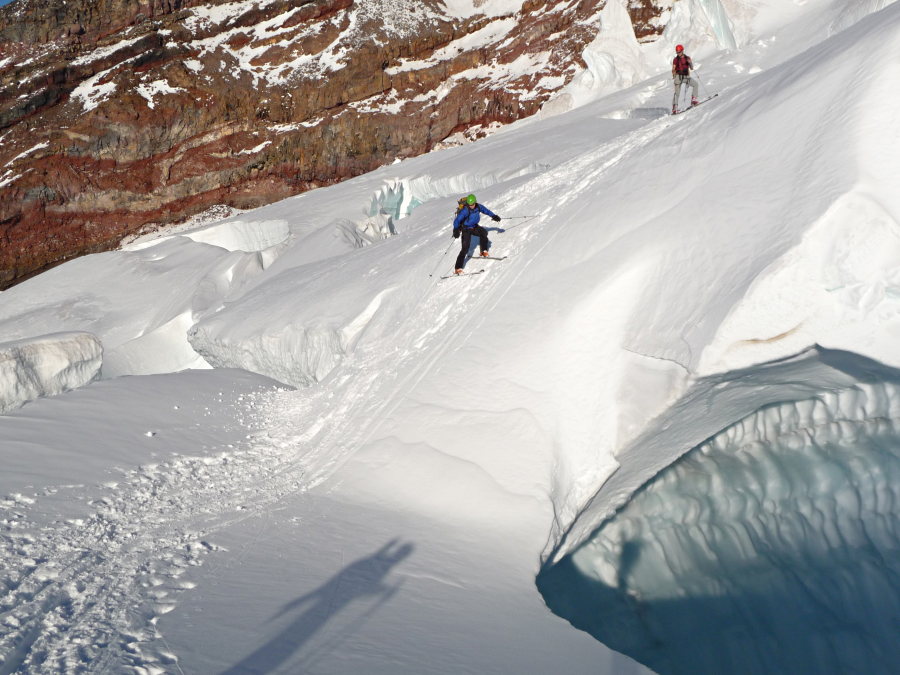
[538,348,900,674]
[1,0,899,672]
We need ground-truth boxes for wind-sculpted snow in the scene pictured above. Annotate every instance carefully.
[184,157,564,388]
[175,218,290,254]
[2,1,900,671]
[830,0,899,33]
[188,276,396,387]
[0,236,278,383]
[0,333,102,413]
[539,350,900,674]
[698,191,900,375]
[123,218,289,260]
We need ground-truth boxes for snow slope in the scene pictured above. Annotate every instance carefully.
[1,0,899,672]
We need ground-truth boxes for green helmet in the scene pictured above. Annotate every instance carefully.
[465,194,477,205]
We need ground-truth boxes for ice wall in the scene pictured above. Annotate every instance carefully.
[545,0,649,113]
[696,0,737,49]
[538,375,900,674]
[657,0,737,58]
[0,333,102,413]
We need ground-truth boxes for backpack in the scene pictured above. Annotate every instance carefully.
[674,54,691,76]
[455,197,468,216]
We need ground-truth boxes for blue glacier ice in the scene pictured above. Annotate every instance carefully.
[539,352,900,674]
[696,0,737,50]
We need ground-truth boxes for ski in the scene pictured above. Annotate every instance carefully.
[472,255,507,261]
[673,93,718,115]
[440,269,486,280]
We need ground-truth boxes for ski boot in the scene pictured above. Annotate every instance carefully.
[454,268,464,275]
[691,97,699,107]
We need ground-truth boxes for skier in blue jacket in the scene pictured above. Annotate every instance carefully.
[452,194,501,274]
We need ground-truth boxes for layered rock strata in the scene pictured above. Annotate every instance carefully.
[0,0,668,288]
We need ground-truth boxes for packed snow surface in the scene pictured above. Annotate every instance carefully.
[1,0,899,673]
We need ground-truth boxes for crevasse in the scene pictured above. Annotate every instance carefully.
[538,382,900,675]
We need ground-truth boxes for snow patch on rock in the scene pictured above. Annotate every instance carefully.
[440,0,525,20]
[135,79,185,109]
[71,69,119,112]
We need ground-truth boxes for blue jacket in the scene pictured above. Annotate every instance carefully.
[453,203,497,232]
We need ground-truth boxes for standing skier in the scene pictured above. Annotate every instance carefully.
[452,194,501,274]
[672,44,699,114]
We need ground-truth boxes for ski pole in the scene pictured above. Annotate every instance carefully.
[497,215,539,231]
[697,74,717,99]
[428,240,455,277]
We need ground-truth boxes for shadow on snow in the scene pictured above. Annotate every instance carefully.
[220,539,414,675]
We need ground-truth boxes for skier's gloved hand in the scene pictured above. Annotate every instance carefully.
[491,215,501,222]
[452,229,460,239]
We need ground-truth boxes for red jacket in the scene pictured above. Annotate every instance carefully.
[672,54,693,76]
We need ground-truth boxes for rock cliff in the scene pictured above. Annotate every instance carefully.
[0,0,670,287]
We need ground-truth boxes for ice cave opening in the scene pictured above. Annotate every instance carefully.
[538,383,900,675]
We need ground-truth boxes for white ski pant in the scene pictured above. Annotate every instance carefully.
[673,74,699,106]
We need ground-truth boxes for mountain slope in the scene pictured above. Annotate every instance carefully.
[0,0,680,288]
[0,0,899,672]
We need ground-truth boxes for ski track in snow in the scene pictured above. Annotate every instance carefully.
[0,109,672,673]
[259,113,675,488]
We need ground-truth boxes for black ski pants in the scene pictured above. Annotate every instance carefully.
[455,225,490,269]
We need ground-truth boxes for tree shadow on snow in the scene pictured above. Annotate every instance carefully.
[220,539,414,675]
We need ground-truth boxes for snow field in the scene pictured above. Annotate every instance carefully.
[1,0,900,672]
[0,370,289,673]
